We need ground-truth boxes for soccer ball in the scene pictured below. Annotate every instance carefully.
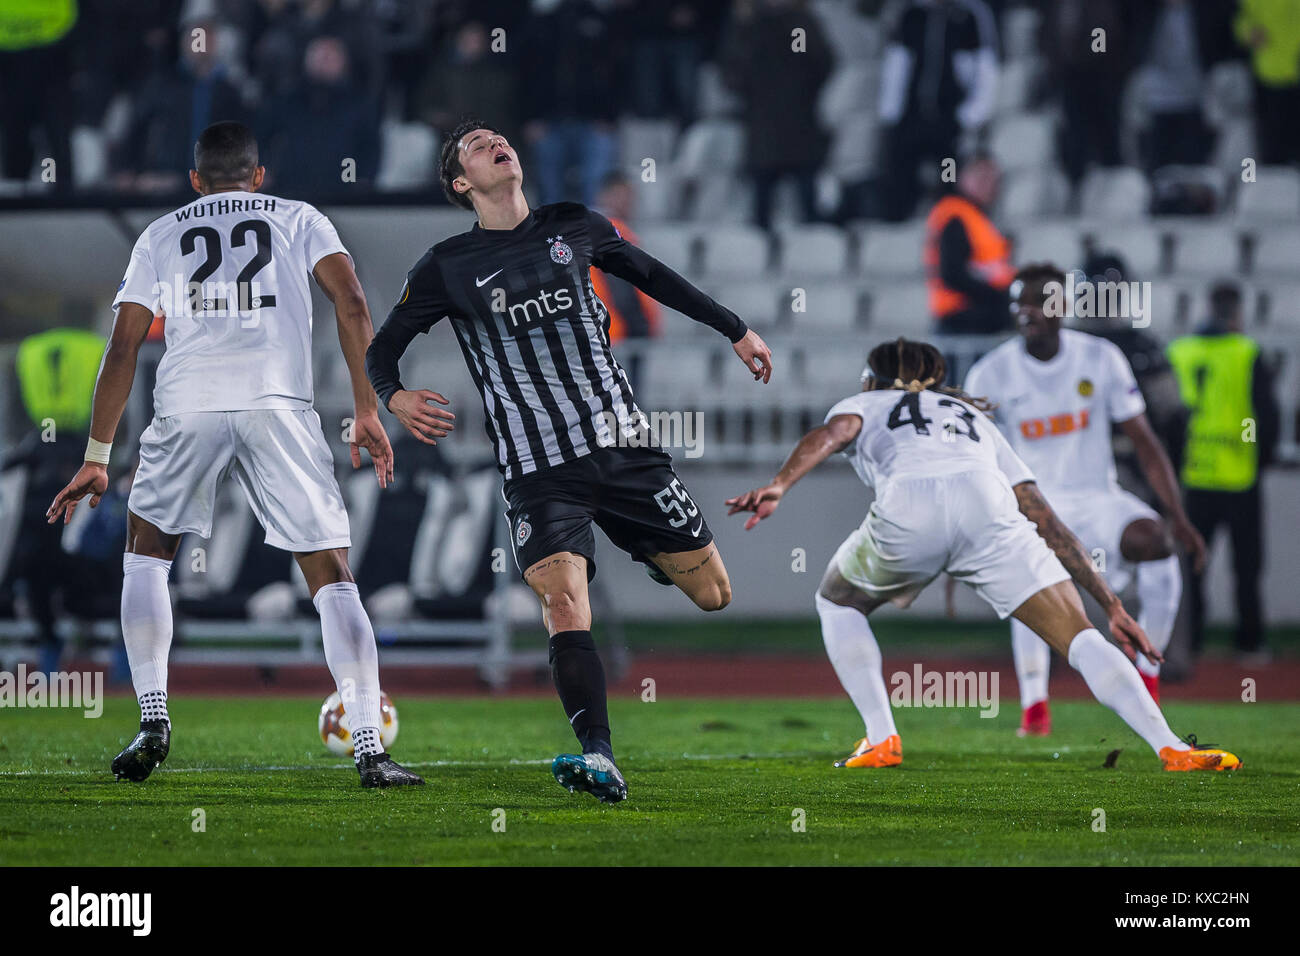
[318,690,399,756]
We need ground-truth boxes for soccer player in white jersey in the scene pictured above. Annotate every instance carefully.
[727,338,1238,772]
[964,263,1208,735]
[45,122,426,788]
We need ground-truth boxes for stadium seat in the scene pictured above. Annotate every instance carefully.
[865,284,929,333]
[686,174,753,223]
[1171,221,1242,276]
[990,113,1056,173]
[1078,167,1152,221]
[676,119,746,178]
[1254,282,1300,332]
[1010,221,1083,272]
[698,224,770,277]
[376,122,436,191]
[819,63,876,128]
[618,117,680,174]
[826,109,878,183]
[638,344,719,406]
[997,165,1070,221]
[1235,166,1300,221]
[777,224,851,277]
[1251,226,1300,278]
[858,222,926,277]
[1084,223,1163,277]
[703,279,784,329]
[788,282,863,331]
[635,224,698,275]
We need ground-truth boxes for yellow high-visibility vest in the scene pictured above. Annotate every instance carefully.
[0,0,77,51]
[15,327,105,432]
[1166,333,1260,491]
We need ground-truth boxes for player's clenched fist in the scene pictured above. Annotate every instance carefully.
[388,388,456,446]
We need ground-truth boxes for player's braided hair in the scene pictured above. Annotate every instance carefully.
[439,117,499,210]
[863,337,994,411]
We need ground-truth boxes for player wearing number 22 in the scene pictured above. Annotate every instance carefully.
[46,122,422,788]
[726,338,1239,773]
[366,119,775,803]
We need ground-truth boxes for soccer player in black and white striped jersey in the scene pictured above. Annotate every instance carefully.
[366,119,774,802]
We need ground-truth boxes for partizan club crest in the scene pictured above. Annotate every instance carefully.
[548,236,573,265]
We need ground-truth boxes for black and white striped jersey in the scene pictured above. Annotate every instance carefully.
[366,202,747,479]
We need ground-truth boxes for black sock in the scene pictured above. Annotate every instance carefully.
[548,629,613,761]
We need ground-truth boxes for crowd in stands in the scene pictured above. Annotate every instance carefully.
[2,0,1297,219]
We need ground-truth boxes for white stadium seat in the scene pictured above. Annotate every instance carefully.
[865,283,929,332]
[675,119,745,178]
[1171,221,1242,276]
[698,224,770,277]
[1078,167,1152,222]
[1086,223,1163,277]
[1251,226,1300,278]
[990,113,1056,173]
[635,224,698,275]
[997,165,1070,221]
[858,222,926,277]
[1235,166,1300,221]
[704,279,783,329]
[376,121,436,190]
[777,224,851,277]
[788,282,863,331]
[1011,221,1083,272]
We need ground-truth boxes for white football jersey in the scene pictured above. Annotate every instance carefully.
[113,192,348,417]
[825,388,1035,495]
[963,329,1146,499]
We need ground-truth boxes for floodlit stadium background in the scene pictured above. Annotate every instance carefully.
[0,0,1296,685]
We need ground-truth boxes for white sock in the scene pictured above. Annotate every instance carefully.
[1010,618,1051,709]
[1135,555,1181,678]
[1067,628,1185,754]
[121,553,174,726]
[314,582,383,760]
[816,593,897,743]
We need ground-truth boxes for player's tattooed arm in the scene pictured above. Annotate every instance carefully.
[1012,481,1120,611]
[726,414,862,530]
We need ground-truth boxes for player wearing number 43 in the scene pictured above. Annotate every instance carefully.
[365,118,775,803]
[46,122,422,789]
[726,338,1239,773]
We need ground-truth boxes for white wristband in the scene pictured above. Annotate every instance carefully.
[85,437,112,465]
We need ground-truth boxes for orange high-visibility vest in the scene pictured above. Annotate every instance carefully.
[923,195,1014,319]
[591,217,661,342]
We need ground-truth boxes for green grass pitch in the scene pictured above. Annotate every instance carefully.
[2,695,1295,866]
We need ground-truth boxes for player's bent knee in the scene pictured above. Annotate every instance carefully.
[1120,519,1173,562]
[693,579,732,612]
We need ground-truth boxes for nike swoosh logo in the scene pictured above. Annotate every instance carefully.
[568,708,586,725]
[690,520,703,537]
[475,269,504,287]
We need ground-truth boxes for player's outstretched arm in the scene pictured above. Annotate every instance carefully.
[586,209,773,382]
[726,414,862,530]
[1117,412,1207,572]
[1012,480,1162,665]
[314,251,394,488]
[46,302,154,525]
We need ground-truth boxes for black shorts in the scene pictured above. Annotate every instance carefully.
[502,445,714,581]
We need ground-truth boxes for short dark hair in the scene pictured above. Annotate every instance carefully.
[194,121,259,185]
[1209,280,1242,322]
[1013,262,1067,290]
[440,118,498,210]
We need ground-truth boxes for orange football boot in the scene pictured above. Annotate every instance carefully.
[834,734,902,768]
[1160,735,1242,772]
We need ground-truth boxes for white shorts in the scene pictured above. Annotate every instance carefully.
[129,409,351,552]
[832,470,1070,619]
[1049,488,1160,592]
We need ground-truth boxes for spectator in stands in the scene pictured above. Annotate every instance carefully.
[875,0,998,223]
[1235,0,1300,165]
[923,152,1014,344]
[1133,0,1221,173]
[592,172,661,342]
[414,21,518,145]
[519,0,619,205]
[720,0,833,230]
[259,34,380,196]
[619,1,722,123]
[111,16,249,192]
[1167,282,1280,662]
[0,0,77,188]
[1041,0,1135,185]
